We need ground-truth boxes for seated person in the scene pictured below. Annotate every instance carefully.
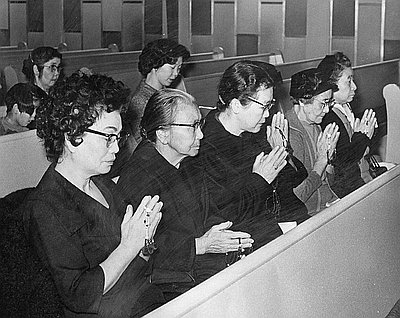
[127,38,190,144]
[23,72,165,317]
[110,39,190,178]
[0,83,41,135]
[116,89,253,301]
[317,52,377,198]
[285,68,340,215]
[194,61,310,231]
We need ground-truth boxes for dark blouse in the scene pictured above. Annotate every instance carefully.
[195,110,309,227]
[23,164,165,318]
[116,141,227,288]
[321,108,369,198]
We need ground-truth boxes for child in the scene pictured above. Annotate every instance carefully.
[0,83,41,135]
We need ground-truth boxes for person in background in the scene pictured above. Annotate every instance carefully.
[110,38,191,178]
[116,88,253,301]
[194,60,309,241]
[318,52,377,198]
[285,68,340,215]
[23,71,165,317]
[0,83,42,135]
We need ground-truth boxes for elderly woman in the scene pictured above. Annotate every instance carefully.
[317,52,377,198]
[285,68,340,215]
[23,72,165,317]
[116,89,254,301]
[22,46,62,96]
[195,60,310,235]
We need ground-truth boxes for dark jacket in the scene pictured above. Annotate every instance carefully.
[23,165,164,318]
[321,106,370,198]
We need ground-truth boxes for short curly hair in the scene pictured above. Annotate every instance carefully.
[36,72,130,163]
[138,39,190,76]
[217,60,274,111]
[317,51,352,84]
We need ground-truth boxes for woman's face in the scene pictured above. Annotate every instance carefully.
[36,57,62,92]
[16,108,35,127]
[163,101,203,164]
[154,57,183,88]
[74,110,122,176]
[333,67,357,104]
[238,87,273,134]
[301,89,333,124]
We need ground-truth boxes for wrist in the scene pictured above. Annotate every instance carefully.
[195,237,206,255]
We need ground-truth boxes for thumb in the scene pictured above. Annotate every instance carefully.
[253,152,264,166]
[122,204,134,225]
[212,221,233,231]
[266,126,271,139]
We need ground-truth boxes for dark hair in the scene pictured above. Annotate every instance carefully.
[217,60,274,111]
[22,46,62,83]
[36,72,130,163]
[317,51,352,83]
[290,68,338,103]
[138,39,190,76]
[140,88,196,143]
[5,83,43,115]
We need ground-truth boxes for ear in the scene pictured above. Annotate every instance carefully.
[65,134,83,152]
[156,128,170,145]
[230,98,242,114]
[12,104,20,114]
[33,64,40,77]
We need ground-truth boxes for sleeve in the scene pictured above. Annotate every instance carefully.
[25,200,104,314]
[290,132,323,202]
[117,167,197,275]
[201,147,273,224]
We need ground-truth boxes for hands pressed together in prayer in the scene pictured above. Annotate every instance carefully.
[354,109,377,139]
[266,112,289,150]
[313,123,340,175]
[195,221,253,255]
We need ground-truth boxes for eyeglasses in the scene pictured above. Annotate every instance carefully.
[84,129,130,148]
[246,96,276,111]
[169,118,206,130]
[314,97,335,109]
[43,64,63,73]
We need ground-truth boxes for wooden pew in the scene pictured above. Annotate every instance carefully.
[145,164,400,318]
[0,130,49,198]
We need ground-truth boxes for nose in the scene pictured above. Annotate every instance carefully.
[110,139,120,154]
[172,67,179,77]
[351,79,357,91]
[263,109,270,119]
[196,126,204,140]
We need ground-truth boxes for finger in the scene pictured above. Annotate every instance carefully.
[122,204,134,225]
[275,159,287,173]
[133,195,152,221]
[266,126,271,139]
[254,152,265,166]
[149,211,162,238]
[227,231,252,239]
[212,221,233,231]
[145,195,161,212]
[283,118,289,136]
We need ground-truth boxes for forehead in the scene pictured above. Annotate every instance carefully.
[173,101,200,121]
[315,89,332,100]
[339,67,353,79]
[90,110,122,131]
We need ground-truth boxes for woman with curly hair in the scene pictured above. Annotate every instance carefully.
[23,71,165,317]
[285,68,340,215]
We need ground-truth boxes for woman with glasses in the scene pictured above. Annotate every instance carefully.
[116,88,254,301]
[285,68,340,215]
[22,46,62,96]
[23,71,166,317]
[193,60,309,244]
[317,52,377,198]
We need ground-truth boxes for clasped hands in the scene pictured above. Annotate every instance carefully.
[120,195,163,260]
[195,221,253,255]
[354,109,377,139]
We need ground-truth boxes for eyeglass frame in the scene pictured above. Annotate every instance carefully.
[43,64,63,73]
[169,117,206,130]
[313,97,335,109]
[84,128,130,148]
[246,96,276,112]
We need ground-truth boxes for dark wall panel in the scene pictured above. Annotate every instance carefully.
[192,0,211,35]
[27,0,43,32]
[332,0,355,36]
[144,0,162,35]
[64,0,81,32]
[285,0,306,37]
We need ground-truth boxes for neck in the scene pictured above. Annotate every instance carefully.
[35,80,49,94]
[218,111,243,136]
[55,157,92,192]
[154,142,184,169]
[145,73,163,90]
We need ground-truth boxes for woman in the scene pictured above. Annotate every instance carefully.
[116,89,254,301]
[285,68,340,215]
[196,60,310,234]
[127,38,190,143]
[317,52,377,198]
[23,72,165,317]
[22,46,62,96]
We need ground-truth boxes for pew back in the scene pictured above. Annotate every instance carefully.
[0,130,49,198]
[146,165,400,318]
